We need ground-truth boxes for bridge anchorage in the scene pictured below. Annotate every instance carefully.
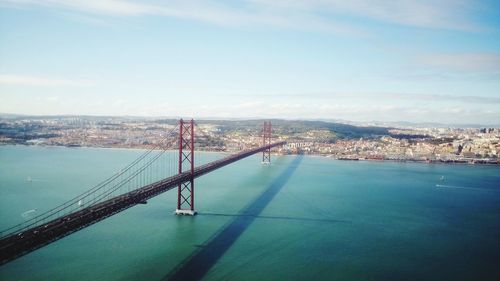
[0,119,285,265]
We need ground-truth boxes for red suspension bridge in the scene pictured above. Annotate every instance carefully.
[0,119,285,265]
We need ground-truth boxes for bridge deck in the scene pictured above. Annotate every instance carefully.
[0,141,285,265]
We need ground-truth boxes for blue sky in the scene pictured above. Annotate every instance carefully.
[0,0,499,125]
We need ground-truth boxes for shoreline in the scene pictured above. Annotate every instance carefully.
[2,143,499,166]
[336,157,500,166]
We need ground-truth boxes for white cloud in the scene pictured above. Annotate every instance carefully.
[387,52,500,81]
[0,0,359,34]
[1,0,488,32]
[249,0,485,31]
[0,74,94,87]
[0,0,155,15]
[246,91,500,104]
[372,92,500,104]
[1,93,499,125]
[420,53,500,72]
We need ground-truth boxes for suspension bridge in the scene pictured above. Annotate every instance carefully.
[0,119,285,265]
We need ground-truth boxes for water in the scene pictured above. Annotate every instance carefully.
[1,145,500,280]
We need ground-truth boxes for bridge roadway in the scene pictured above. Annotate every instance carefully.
[0,141,286,265]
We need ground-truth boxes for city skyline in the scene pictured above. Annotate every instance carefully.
[1,0,500,125]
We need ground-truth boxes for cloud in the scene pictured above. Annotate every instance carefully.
[420,53,500,72]
[199,102,499,125]
[379,92,500,104]
[250,0,486,31]
[1,0,489,33]
[239,91,500,105]
[0,0,359,34]
[0,74,94,87]
[2,94,499,125]
[386,52,500,81]
[0,0,155,16]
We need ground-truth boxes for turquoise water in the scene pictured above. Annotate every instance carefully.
[1,145,500,280]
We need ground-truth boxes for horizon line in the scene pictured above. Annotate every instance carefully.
[1,112,498,128]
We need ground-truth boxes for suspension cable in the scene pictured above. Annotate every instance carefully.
[0,124,179,237]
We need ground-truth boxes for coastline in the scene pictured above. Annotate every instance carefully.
[341,157,500,166]
[2,143,499,166]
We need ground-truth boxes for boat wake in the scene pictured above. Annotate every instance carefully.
[21,209,37,219]
[26,177,45,182]
[435,184,496,192]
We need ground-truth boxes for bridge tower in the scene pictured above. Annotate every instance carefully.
[175,119,196,216]
[262,121,272,164]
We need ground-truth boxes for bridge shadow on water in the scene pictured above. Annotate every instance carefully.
[163,156,304,281]
[197,212,350,224]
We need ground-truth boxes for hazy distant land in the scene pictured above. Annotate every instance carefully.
[1,115,498,165]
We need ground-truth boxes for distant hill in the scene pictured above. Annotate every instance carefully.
[0,115,394,141]
[186,119,391,140]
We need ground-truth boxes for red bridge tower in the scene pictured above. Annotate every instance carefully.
[262,121,272,164]
[175,119,196,215]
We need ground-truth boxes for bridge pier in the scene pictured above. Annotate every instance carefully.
[175,209,197,216]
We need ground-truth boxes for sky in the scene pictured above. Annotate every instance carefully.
[0,0,499,125]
